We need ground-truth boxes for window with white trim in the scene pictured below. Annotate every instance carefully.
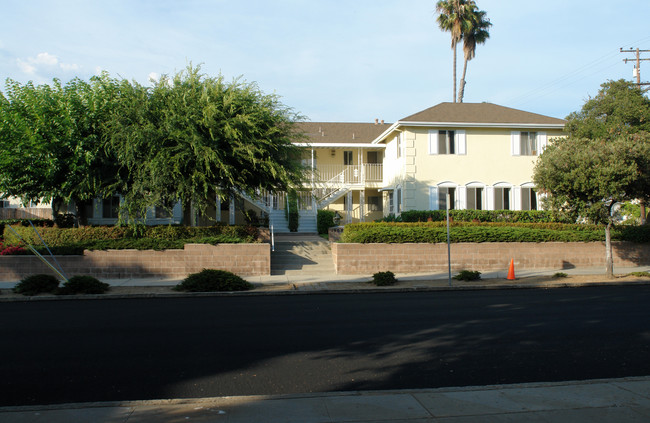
[102,196,120,219]
[520,132,537,156]
[438,130,455,154]
[396,133,402,158]
[438,186,456,210]
[466,187,483,210]
[367,196,382,212]
[494,188,511,210]
[429,129,466,155]
[521,187,538,211]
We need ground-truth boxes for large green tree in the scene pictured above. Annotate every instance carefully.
[533,80,650,277]
[457,4,491,103]
[107,65,307,222]
[0,74,122,224]
[565,79,650,223]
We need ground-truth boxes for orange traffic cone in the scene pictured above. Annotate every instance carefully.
[507,259,516,280]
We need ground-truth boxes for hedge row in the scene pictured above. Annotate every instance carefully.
[3,224,259,253]
[380,210,573,224]
[340,222,650,244]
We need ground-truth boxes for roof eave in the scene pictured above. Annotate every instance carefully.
[396,121,566,129]
[294,142,386,148]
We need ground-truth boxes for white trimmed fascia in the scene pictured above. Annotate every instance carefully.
[293,143,386,148]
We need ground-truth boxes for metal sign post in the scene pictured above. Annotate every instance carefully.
[447,193,452,287]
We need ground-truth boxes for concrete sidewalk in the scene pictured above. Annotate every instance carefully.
[2,376,650,422]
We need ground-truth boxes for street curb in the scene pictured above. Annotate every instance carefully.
[3,375,649,412]
[1,279,649,302]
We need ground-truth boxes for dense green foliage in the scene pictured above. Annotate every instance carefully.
[453,270,481,281]
[286,190,299,232]
[0,65,307,225]
[533,79,650,276]
[13,274,60,296]
[3,224,258,254]
[174,269,254,292]
[380,209,572,223]
[372,271,397,286]
[340,222,650,244]
[58,276,110,295]
[317,210,337,234]
[106,65,307,223]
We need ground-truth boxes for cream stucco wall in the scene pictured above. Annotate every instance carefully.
[381,126,565,212]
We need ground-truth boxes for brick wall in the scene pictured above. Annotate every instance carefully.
[332,242,650,274]
[0,243,270,281]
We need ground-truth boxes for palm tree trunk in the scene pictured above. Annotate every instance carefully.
[452,45,457,103]
[458,57,469,103]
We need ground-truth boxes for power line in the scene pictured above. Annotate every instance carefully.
[620,47,650,88]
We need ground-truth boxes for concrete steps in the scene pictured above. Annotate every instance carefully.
[271,236,334,276]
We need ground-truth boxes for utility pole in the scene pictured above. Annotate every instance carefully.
[620,48,650,225]
[620,48,650,89]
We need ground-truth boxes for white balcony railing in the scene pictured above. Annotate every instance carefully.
[311,164,382,185]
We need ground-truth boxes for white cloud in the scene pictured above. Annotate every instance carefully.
[16,52,80,75]
[34,52,58,66]
[148,72,159,82]
[16,59,36,74]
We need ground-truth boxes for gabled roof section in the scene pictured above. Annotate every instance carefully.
[399,102,566,126]
[296,122,391,146]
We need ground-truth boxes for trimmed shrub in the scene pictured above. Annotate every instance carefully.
[339,221,650,244]
[174,269,254,292]
[389,210,573,224]
[453,270,482,281]
[317,210,337,234]
[58,276,110,295]
[13,274,60,296]
[552,272,568,278]
[372,271,397,286]
[54,213,75,228]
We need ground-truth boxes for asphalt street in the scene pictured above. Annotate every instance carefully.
[2,285,650,406]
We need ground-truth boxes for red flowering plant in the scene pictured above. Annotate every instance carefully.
[0,240,29,255]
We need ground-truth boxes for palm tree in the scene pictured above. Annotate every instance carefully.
[457,6,491,103]
[435,0,475,103]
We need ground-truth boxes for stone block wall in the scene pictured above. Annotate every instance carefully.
[332,242,650,274]
[0,243,270,281]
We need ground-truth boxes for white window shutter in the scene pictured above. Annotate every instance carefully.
[429,187,439,210]
[512,186,522,211]
[486,186,495,210]
[428,130,438,154]
[511,131,521,156]
[537,132,547,155]
[458,185,467,209]
[455,130,466,155]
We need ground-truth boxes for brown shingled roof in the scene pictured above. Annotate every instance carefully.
[400,102,566,126]
[297,122,391,145]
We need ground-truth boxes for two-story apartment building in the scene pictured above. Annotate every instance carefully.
[1,102,566,231]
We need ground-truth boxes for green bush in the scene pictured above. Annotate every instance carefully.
[453,270,482,281]
[2,224,259,254]
[54,213,75,228]
[317,210,337,234]
[387,210,573,224]
[339,221,650,244]
[372,271,397,286]
[174,269,254,292]
[58,276,110,295]
[552,272,568,278]
[13,274,60,296]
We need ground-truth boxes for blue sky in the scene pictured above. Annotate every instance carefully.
[1,0,649,123]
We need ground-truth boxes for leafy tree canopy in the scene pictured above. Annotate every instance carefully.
[106,65,307,221]
[533,79,650,277]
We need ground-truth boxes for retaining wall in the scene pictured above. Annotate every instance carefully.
[332,242,650,274]
[0,243,270,281]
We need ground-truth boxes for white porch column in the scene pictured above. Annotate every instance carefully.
[215,194,221,222]
[229,195,236,225]
[346,191,353,224]
[360,190,365,222]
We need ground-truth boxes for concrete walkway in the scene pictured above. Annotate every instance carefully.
[2,376,650,422]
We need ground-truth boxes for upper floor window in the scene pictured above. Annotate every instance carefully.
[520,132,537,156]
[438,130,455,154]
[429,129,466,155]
[512,131,547,156]
[343,150,353,165]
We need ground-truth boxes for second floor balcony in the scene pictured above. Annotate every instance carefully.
[308,164,383,187]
